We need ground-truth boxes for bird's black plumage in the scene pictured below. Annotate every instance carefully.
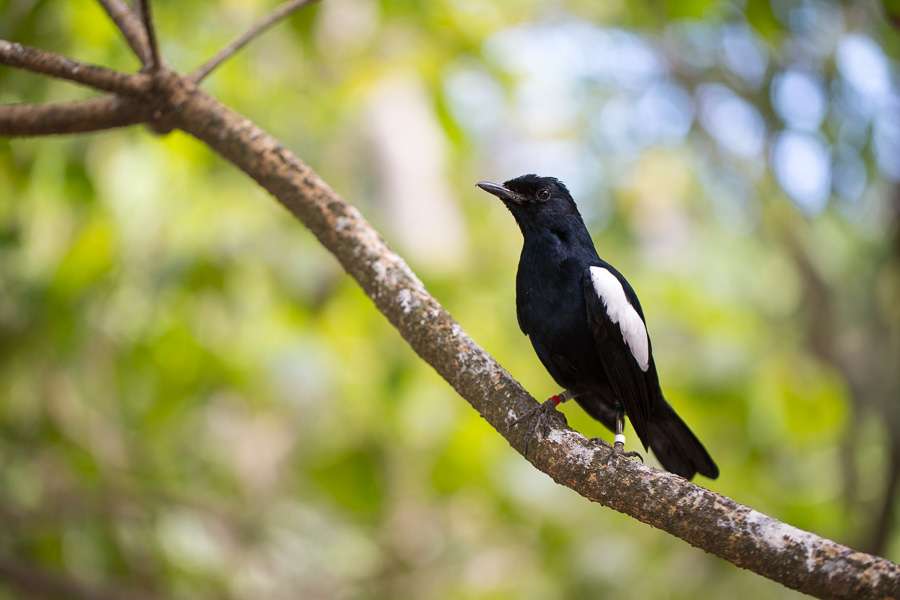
[478,174,718,480]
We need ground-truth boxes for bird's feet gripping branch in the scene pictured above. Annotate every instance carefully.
[514,391,644,468]
[514,392,643,467]
[512,390,574,456]
[599,406,644,466]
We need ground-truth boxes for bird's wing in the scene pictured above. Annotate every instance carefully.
[515,286,529,335]
[515,301,528,336]
[582,265,653,446]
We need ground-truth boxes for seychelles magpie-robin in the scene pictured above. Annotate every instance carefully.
[477,174,718,480]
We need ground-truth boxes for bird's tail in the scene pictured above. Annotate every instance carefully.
[647,401,718,480]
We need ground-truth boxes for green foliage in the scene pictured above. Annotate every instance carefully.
[1,0,899,598]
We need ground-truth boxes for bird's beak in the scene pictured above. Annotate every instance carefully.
[476,181,520,204]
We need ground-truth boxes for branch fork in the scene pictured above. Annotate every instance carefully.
[0,0,316,136]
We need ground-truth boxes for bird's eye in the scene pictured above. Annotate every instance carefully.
[537,188,551,200]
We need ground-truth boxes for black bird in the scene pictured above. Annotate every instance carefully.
[477,174,718,480]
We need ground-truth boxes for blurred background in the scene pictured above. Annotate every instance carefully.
[1,0,899,598]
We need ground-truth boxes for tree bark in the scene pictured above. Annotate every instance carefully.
[0,96,152,136]
[0,41,152,94]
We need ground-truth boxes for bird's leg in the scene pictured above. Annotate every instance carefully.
[606,406,644,465]
[512,390,574,455]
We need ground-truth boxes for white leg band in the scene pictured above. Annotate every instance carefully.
[613,434,626,445]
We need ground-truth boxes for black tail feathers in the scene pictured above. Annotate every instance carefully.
[647,404,718,481]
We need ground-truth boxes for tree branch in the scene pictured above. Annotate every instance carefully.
[140,71,899,600]
[190,0,319,83]
[0,97,151,136]
[0,40,152,95]
[97,0,151,65]
[136,0,162,70]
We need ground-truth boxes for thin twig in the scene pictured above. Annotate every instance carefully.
[137,0,162,70]
[96,0,151,65]
[0,97,151,136]
[190,0,319,83]
[0,40,152,95]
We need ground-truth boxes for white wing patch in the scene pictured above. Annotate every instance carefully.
[589,266,650,372]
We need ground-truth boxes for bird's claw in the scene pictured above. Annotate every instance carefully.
[605,441,644,466]
[586,436,613,450]
[512,398,567,456]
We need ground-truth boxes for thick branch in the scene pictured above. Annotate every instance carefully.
[0,97,151,136]
[97,0,151,65]
[140,72,899,600]
[0,40,152,95]
[190,0,319,83]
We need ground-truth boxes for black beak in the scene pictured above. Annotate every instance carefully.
[476,181,520,203]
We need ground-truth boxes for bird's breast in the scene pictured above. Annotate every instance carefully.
[516,250,600,386]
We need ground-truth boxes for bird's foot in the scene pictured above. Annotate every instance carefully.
[512,397,568,456]
[586,436,613,450]
[605,434,643,466]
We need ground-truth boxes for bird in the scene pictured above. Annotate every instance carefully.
[477,174,718,480]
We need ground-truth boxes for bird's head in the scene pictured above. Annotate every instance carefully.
[477,174,584,238]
